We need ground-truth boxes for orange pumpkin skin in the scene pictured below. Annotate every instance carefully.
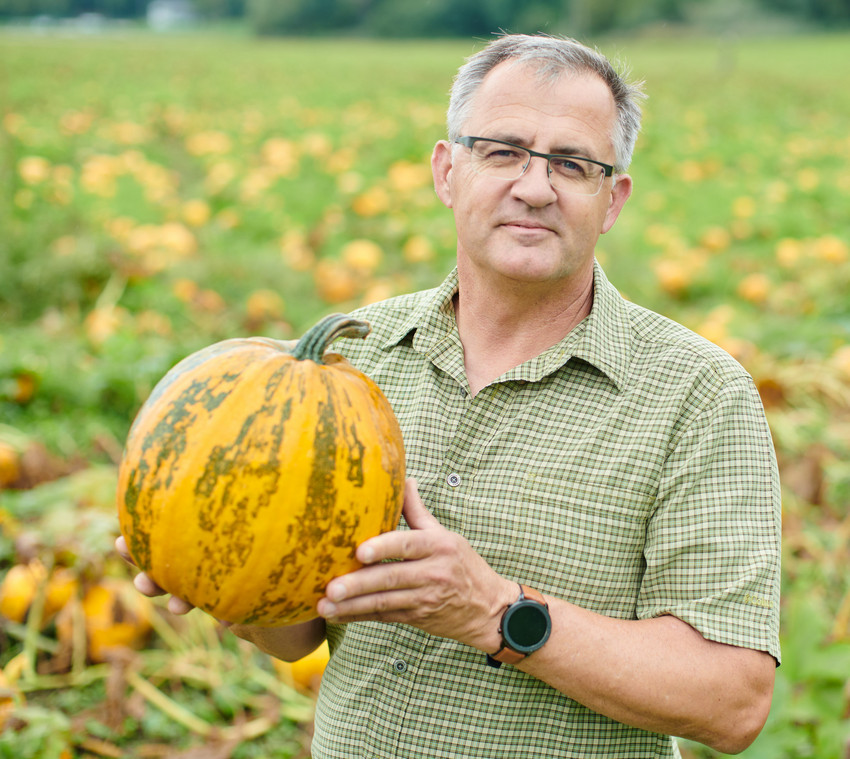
[117,314,405,626]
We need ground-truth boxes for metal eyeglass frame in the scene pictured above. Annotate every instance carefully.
[455,136,615,195]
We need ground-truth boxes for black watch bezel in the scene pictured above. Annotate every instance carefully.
[502,594,552,654]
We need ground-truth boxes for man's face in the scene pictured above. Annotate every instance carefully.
[432,61,632,289]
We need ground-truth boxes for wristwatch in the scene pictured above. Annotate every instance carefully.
[486,584,551,668]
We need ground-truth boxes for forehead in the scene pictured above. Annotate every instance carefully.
[465,61,617,156]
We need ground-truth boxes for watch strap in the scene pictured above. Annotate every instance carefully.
[488,645,526,666]
[518,585,545,605]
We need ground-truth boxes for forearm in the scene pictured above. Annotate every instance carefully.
[227,617,327,662]
[518,600,774,753]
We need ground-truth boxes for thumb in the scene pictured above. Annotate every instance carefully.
[402,478,442,530]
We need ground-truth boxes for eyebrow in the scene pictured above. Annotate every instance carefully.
[491,133,598,160]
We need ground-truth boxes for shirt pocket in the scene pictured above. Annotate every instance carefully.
[464,457,656,620]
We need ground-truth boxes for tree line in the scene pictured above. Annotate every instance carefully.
[1,0,848,34]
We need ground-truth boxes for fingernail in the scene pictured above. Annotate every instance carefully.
[319,600,337,617]
[360,545,375,564]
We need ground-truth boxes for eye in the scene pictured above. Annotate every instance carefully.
[550,156,589,176]
[473,141,525,163]
[488,149,523,163]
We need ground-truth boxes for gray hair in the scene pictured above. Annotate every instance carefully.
[446,34,646,172]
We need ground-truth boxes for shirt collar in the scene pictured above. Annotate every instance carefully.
[381,269,460,353]
[568,261,632,391]
[381,261,631,391]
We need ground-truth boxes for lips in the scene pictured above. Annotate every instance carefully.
[502,219,557,234]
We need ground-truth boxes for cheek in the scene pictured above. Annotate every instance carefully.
[558,199,596,230]
[578,196,614,236]
[453,179,492,224]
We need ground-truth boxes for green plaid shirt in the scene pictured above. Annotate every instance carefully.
[312,263,781,759]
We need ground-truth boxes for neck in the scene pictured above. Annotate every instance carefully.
[454,263,595,396]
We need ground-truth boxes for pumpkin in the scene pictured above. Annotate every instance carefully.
[56,578,153,663]
[0,562,44,623]
[0,441,21,488]
[273,639,331,693]
[116,313,405,626]
[0,560,75,626]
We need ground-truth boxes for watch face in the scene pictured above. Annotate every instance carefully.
[504,600,551,653]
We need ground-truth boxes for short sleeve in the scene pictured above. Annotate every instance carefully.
[637,375,781,663]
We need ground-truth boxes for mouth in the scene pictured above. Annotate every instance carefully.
[502,220,556,234]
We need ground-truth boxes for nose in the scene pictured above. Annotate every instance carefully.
[512,154,557,206]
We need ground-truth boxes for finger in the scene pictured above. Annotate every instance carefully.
[133,572,166,597]
[324,564,383,605]
[356,521,436,565]
[318,587,421,623]
[120,537,196,615]
[134,573,196,615]
[401,478,442,530]
[167,596,195,615]
[354,480,441,564]
[114,535,134,564]
[325,557,424,604]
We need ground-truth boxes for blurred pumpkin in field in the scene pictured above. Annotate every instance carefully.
[0,442,21,488]
[652,258,692,296]
[57,578,153,663]
[737,273,771,304]
[0,562,43,622]
[314,260,360,303]
[0,562,78,627]
[245,289,286,326]
[84,305,128,346]
[44,568,79,619]
[273,640,330,693]
[341,239,382,274]
[351,186,389,217]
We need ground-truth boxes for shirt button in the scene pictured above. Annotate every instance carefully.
[393,659,408,673]
[446,473,461,487]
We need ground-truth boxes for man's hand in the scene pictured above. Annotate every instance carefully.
[114,535,197,617]
[317,479,515,654]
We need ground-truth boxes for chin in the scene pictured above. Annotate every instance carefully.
[493,251,577,284]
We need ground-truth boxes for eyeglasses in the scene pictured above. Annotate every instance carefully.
[455,136,615,196]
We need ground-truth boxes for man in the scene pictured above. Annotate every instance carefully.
[120,33,781,757]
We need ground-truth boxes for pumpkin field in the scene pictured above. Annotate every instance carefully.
[1,28,849,758]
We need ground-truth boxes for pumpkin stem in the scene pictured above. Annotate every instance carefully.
[291,313,371,363]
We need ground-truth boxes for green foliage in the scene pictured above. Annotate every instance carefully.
[362,0,566,37]
[0,0,848,32]
[762,0,850,22]
[247,0,365,35]
[0,0,138,18]
[193,0,246,18]
[0,707,72,759]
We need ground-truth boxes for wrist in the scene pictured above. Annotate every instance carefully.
[487,583,552,668]
[477,577,520,653]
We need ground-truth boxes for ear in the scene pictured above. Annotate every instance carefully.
[431,140,454,209]
[601,173,633,234]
